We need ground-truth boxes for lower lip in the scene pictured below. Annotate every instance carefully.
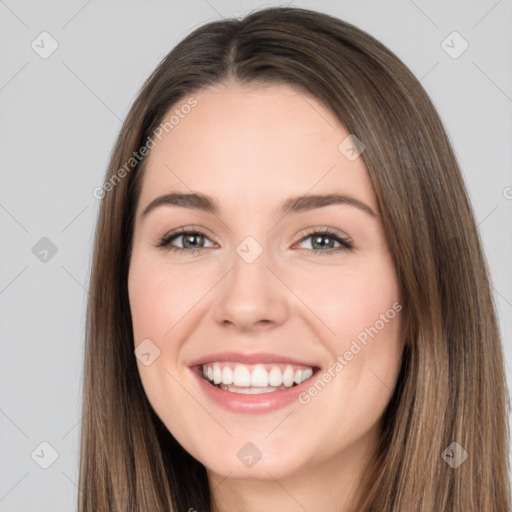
[191,368,315,414]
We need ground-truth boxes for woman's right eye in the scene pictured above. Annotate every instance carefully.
[155,229,215,254]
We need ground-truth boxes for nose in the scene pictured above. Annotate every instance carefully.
[212,243,289,332]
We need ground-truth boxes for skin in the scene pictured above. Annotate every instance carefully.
[128,81,404,512]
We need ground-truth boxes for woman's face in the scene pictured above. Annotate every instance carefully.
[128,82,404,483]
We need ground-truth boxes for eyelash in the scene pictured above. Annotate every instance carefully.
[154,226,353,256]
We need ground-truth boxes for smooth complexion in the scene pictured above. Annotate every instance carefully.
[128,81,404,512]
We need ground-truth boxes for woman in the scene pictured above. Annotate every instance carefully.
[79,6,510,511]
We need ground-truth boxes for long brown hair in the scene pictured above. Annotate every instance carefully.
[79,7,511,511]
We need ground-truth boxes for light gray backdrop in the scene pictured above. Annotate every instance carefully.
[1,1,511,510]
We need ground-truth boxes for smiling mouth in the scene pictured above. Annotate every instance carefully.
[197,361,319,394]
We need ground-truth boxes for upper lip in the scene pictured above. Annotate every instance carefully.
[188,351,319,368]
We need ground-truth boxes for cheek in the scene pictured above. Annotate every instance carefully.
[128,256,211,345]
[305,265,403,431]
[335,278,399,345]
[293,258,403,410]
[295,259,401,351]
[127,257,210,444]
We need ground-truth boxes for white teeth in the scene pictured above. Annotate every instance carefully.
[221,385,279,394]
[268,366,283,386]
[201,362,315,391]
[233,365,251,387]
[251,365,269,387]
[302,367,313,380]
[222,366,233,385]
[282,366,294,387]
[213,363,222,385]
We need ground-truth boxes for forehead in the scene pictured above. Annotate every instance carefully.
[137,82,376,214]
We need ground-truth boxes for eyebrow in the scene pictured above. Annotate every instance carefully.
[141,191,377,219]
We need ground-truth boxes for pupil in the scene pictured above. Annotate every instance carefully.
[312,235,332,249]
[184,234,201,248]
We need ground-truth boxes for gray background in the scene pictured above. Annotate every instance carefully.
[0,0,511,510]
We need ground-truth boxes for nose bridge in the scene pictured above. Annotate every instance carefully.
[212,234,288,329]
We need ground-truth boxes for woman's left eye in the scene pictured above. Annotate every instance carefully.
[155,228,353,255]
[295,229,353,255]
